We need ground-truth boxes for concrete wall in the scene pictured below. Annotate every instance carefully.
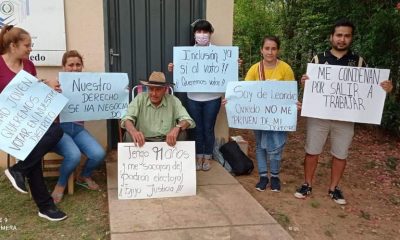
[206,0,234,142]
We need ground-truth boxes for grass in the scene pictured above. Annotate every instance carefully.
[389,195,400,206]
[0,167,109,240]
[364,161,377,169]
[392,179,400,188]
[310,200,320,208]
[359,210,371,220]
[385,157,399,171]
[273,212,290,228]
[324,230,333,238]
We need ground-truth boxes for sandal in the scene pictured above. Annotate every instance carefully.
[202,161,211,171]
[76,177,99,190]
[51,192,64,204]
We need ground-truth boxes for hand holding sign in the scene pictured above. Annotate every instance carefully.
[0,70,68,160]
[118,141,196,199]
[301,63,390,124]
[225,81,298,131]
[173,46,239,92]
[59,72,129,122]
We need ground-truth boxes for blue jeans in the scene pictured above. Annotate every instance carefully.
[54,122,106,186]
[254,130,287,177]
[187,97,221,159]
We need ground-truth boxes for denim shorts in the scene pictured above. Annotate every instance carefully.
[305,117,354,159]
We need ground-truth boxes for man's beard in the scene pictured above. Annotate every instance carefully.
[332,44,350,52]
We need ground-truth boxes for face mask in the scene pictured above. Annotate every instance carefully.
[195,33,210,46]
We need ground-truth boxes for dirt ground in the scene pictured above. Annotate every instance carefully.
[230,117,400,240]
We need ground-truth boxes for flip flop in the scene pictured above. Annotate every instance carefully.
[76,177,99,190]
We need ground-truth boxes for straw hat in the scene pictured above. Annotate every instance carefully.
[140,71,173,87]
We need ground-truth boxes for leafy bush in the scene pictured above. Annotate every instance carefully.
[381,96,400,136]
[234,0,400,135]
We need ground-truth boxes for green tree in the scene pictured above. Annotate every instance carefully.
[234,0,280,77]
[234,0,400,134]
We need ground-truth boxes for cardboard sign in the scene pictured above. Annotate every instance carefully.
[0,70,68,160]
[118,141,196,200]
[301,64,390,124]
[173,46,239,92]
[59,72,130,122]
[225,81,298,131]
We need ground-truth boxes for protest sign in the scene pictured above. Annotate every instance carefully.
[301,64,390,124]
[0,70,68,160]
[118,141,196,200]
[225,81,298,131]
[173,46,239,92]
[59,72,130,122]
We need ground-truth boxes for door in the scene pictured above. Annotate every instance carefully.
[105,0,206,148]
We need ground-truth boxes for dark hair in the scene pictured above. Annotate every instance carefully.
[192,19,214,34]
[331,19,355,35]
[62,50,84,66]
[261,36,280,49]
[0,25,30,54]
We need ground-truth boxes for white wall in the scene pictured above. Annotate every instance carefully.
[207,0,234,141]
[0,0,106,167]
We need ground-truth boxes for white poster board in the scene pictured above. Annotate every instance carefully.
[301,64,390,124]
[0,71,68,160]
[0,0,66,66]
[118,141,196,200]
[173,46,239,92]
[225,81,298,131]
[59,72,130,122]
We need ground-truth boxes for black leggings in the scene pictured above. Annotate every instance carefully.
[11,123,63,211]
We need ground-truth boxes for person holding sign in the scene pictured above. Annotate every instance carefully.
[0,25,67,221]
[244,36,295,192]
[294,19,393,204]
[121,71,195,147]
[50,50,106,203]
[168,19,222,171]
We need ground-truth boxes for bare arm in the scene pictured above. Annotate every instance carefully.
[165,120,190,147]
[168,63,174,72]
[124,120,146,147]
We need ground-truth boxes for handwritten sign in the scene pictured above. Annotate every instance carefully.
[301,64,390,124]
[59,72,130,122]
[118,141,196,200]
[0,70,68,160]
[225,81,298,131]
[173,46,239,92]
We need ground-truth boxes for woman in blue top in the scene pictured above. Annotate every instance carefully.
[51,50,106,203]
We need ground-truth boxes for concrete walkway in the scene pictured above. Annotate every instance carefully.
[107,158,293,240]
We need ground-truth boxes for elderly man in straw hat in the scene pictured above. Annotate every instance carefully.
[121,71,195,147]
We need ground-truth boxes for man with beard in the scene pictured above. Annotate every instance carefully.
[294,19,393,205]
